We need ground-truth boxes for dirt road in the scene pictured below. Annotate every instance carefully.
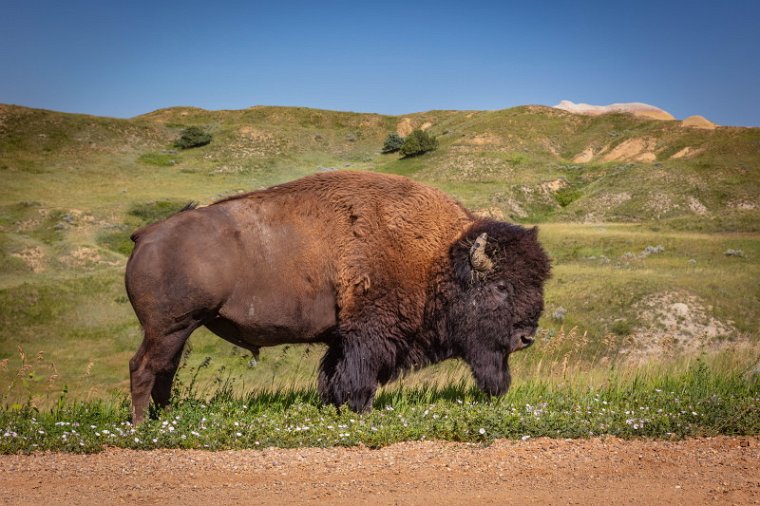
[1,437,758,505]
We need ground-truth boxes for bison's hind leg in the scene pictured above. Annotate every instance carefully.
[129,325,196,424]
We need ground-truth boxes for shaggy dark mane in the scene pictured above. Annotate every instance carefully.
[449,220,550,287]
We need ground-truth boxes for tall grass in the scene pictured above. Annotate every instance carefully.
[1,342,757,454]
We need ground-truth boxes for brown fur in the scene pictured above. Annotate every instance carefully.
[126,171,550,422]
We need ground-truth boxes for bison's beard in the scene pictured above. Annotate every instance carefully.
[446,298,512,396]
[466,349,511,396]
[446,301,513,397]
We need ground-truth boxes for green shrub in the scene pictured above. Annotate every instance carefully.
[381,132,405,153]
[174,127,212,150]
[399,129,438,158]
[554,187,583,208]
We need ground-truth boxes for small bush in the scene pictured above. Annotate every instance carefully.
[554,187,582,208]
[174,127,212,150]
[381,132,405,153]
[399,129,438,158]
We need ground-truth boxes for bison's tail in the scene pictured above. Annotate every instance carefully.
[180,201,198,212]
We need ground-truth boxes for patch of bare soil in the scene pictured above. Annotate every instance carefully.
[580,192,632,222]
[627,291,741,359]
[1,437,757,505]
[687,196,708,215]
[467,132,502,146]
[539,178,568,193]
[11,246,45,273]
[396,118,415,136]
[59,246,121,268]
[473,206,506,220]
[670,146,704,159]
[554,100,676,121]
[573,146,595,163]
[644,191,679,217]
[681,115,717,130]
[730,200,758,210]
[395,118,434,137]
[601,138,657,162]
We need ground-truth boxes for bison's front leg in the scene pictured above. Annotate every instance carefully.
[318,337,390,412]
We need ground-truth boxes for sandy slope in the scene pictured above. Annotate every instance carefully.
[554,100,676,120]
[1,436,758,505]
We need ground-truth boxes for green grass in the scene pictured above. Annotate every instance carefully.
[1,350,757,453]
[137,152,179,167]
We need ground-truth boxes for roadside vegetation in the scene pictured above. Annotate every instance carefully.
[1,344,757,453]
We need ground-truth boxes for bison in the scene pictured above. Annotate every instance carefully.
[126,171,550,423]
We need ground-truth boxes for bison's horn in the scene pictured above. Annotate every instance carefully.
[469,232,494,272]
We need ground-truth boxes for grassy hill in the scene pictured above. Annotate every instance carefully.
[1,103,758,405]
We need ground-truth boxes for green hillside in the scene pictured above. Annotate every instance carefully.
[1,103,758,404]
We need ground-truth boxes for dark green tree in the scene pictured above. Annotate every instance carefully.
[381,132,405,153]
[174,126,212,149]
[399,129,438,158]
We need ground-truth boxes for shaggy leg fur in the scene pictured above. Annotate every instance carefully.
[319,336,394,412]
[317,342,343,406]
[129,326,194,424]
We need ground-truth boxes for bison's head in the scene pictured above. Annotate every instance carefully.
[446,221,551,396]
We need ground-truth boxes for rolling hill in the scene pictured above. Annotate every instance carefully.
[2,102,757,227]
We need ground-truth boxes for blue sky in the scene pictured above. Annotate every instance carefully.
[2,0,758,125]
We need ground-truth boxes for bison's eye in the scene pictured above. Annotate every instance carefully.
[495,282,511,294]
